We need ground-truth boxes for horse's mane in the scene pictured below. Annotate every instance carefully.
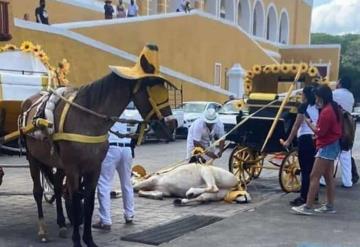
[76,73,128,108]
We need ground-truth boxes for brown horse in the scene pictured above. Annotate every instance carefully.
[22,70,175,247]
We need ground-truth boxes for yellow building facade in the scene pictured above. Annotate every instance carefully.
[1,0,340,103]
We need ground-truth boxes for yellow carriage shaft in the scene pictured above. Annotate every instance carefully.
[0,118,52,144]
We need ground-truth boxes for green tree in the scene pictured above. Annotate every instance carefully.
[311,33,360,102]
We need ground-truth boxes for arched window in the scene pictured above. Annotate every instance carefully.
[266,5,277,41]
[220,0,226,19]
[279,10,289,44]
[252,0,265,37]
[219,0,235,22]
[0,1,11,41]
[237,0,251,32]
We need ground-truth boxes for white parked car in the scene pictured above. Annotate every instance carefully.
[122,102,184,140]
[352,106,360,122]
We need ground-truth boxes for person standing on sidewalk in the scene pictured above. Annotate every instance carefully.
[292,85,342,215]
[333,76,359,187]
[282,85,319,206]
[93,117,135,230]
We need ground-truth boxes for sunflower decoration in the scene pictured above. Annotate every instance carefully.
[263,65,272,74]
[20,41,34,52]
[32,44,42,54]
[2,44,17,51]
[291,64,299,74]
[246,71,254,79]
[244,83,252,95]
[308,66,318,77]
[252,65,262,75]
[281,64,290,74]
[272,64,280,73]
[299,63,309,73]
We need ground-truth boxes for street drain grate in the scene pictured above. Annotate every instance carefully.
[121,215,223,245]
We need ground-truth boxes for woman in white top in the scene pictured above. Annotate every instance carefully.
[282,85,319,206]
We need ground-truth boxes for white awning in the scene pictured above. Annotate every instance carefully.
[0,51,48,75]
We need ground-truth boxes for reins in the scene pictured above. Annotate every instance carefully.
[48,87,144,125]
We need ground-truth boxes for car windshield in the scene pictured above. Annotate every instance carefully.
[219,103,239,114]
[181,103,207,113]
[126,102,135,110]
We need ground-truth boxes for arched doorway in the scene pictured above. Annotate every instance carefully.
[252,0,265,37]
[266,5,277,41]
[279,10,289,44]
[237,0,251,32]
[219,0,235,22]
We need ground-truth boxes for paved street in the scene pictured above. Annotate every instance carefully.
[0,125,359,247]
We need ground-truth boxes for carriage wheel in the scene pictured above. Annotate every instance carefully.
[229,146,255,186]
[279,150,301,193]
[41,172,55,204]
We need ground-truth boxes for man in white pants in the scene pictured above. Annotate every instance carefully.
[333,76,357,188]
[93,118,135,230]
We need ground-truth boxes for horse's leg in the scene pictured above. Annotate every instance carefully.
[53,170,67,238]
[82,172,99,247]
[174,189,228,206]
[138,190,167,200]
[133,176,159,192]
[67,172,82,247]
[28,158,48,242]
[185,167,219,198]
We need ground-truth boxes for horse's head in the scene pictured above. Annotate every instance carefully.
[132,77,176,142]
[109,43,176,141]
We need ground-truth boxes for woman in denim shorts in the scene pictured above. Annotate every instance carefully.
[292,85,342,215]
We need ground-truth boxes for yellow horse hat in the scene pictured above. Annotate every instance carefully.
[109,43,171,84]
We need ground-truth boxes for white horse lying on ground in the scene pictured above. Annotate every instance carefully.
[132,163,251,205]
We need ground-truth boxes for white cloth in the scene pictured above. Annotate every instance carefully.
[97,120,134,225]
[339,150,353,187]
[297,105,319,137]
[333,88,354,187]
[333,88,354,113]
[186,118,225,159]
[127,3,138,16]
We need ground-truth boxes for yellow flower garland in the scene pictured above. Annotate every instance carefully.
[243,63,322,97]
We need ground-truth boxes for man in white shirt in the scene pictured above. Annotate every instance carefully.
[333,76,358,187]
[127,0,138,17]
[186,108,225,161]
[93,116,135,230]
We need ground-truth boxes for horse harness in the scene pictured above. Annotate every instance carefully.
[22,80,170,145]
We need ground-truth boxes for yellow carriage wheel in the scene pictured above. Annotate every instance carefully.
[252,158,264,179]
[228,146,256,186]
[279,150,301,193]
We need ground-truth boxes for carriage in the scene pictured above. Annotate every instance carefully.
[228,63,325,192]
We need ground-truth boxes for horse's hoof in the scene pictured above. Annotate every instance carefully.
[38,233,48,243]
[59,227,67,238]
[173,198,183,206]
